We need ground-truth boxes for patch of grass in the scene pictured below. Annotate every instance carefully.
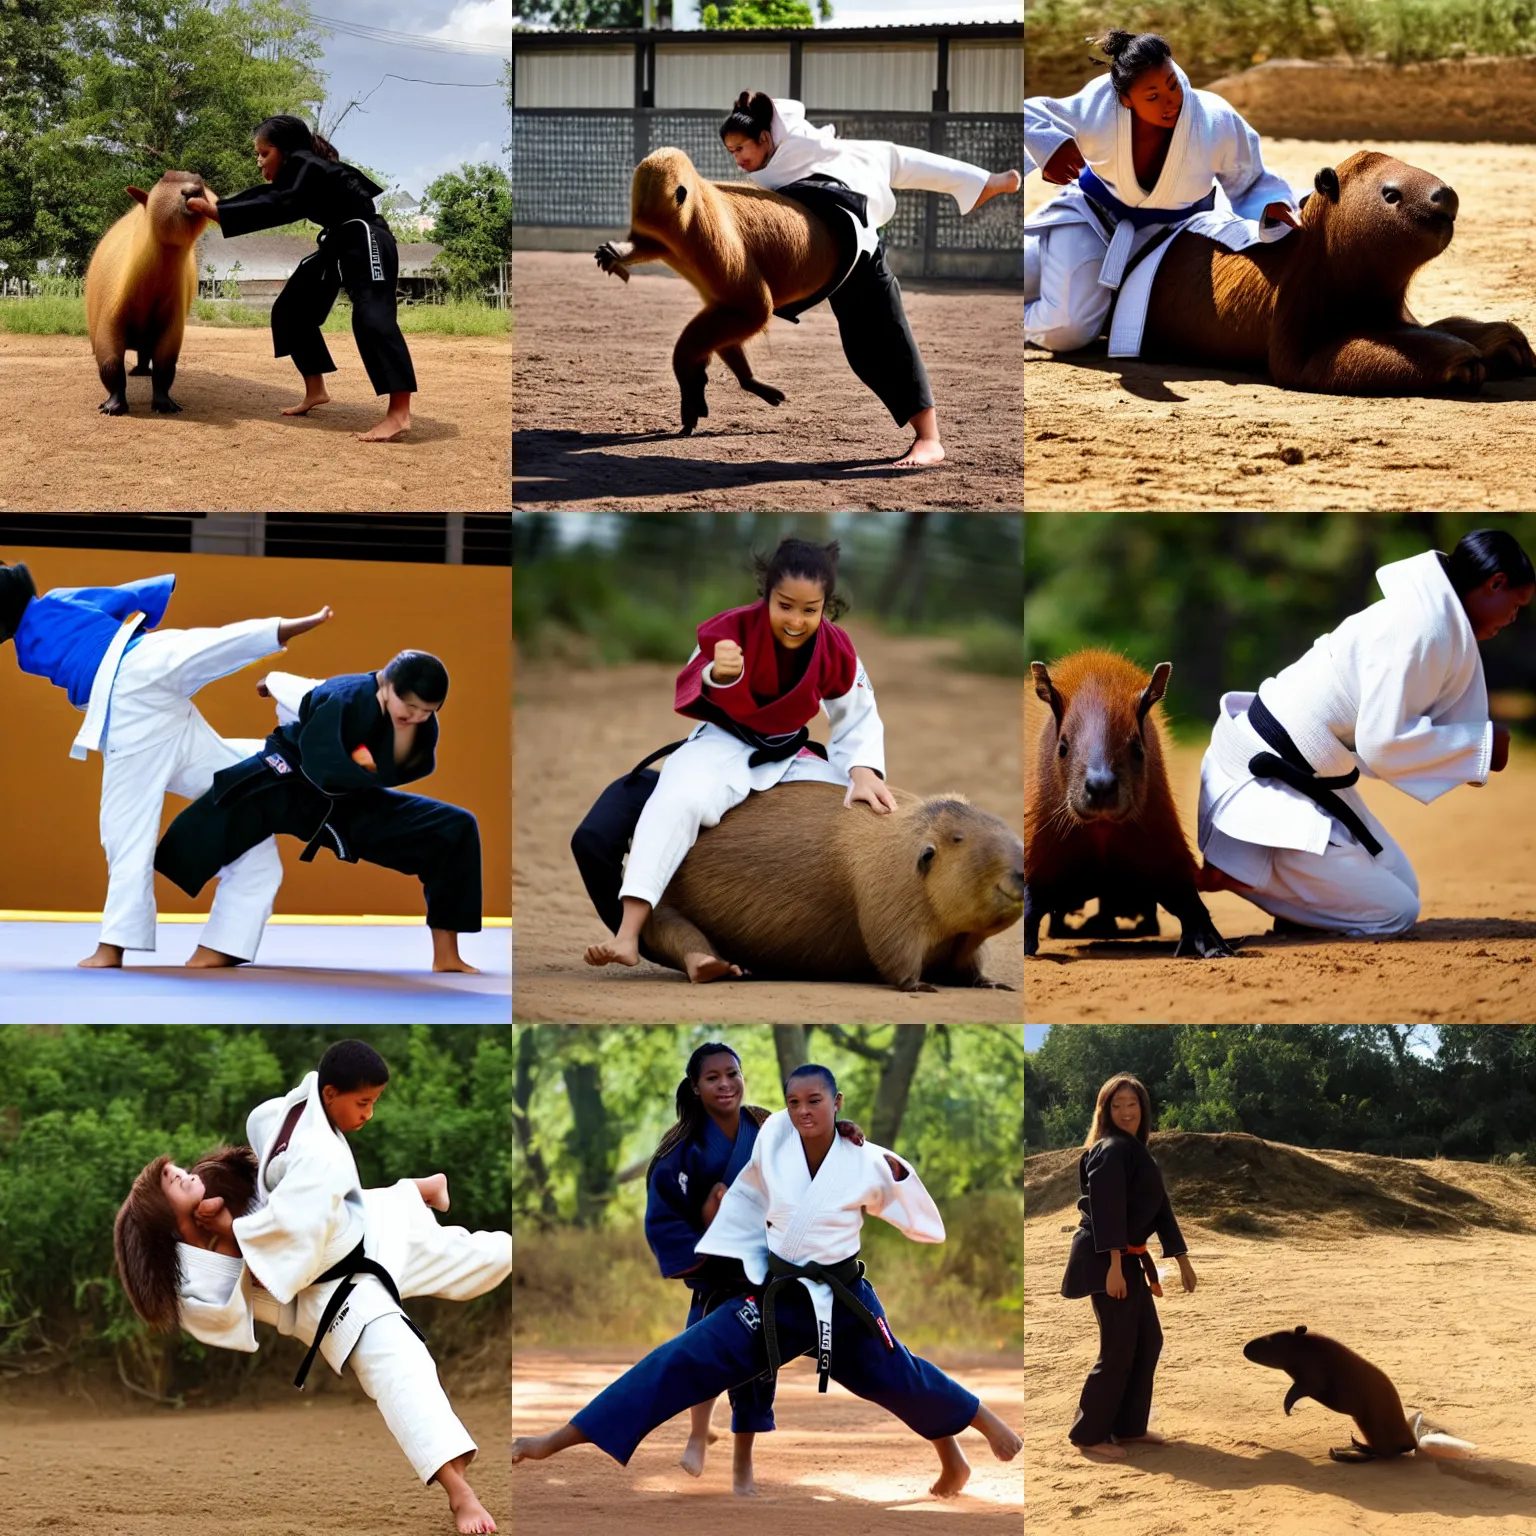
[0,295,88,335]
[949,620,1025,678]
[191,299,268,327]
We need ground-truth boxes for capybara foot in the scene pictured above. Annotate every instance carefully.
[1174,923,1236,959]
[78,943,125,969]
[742,378,785,406]
[585,937,640,967]
[99,394,129,415]
[185,946,243,968]
[898,979,940,993]
[970,977,1015,990]
[678,373,709,434]
[1439,351,1486,390]
[1427,317,1536,377]
[150,394,182,414]
[893,436,945,468]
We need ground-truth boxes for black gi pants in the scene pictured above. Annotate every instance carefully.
[155,783,482,933]
[827,241,934,428]
[1069,1264,1163,1445]
[272,219,418,396]
[569,768,659,933]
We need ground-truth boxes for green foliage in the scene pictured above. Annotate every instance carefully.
[0,294,511,336]
[1027,1025,1536,1158]
[702,0,831,27]
[423,163,513,298]
[512,0,675,27]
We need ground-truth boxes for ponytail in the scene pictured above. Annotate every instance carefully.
[720,90,774,143]
[253,114,340,163]
[647,1041,769,1180]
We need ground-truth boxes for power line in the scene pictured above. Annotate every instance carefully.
[311,13,511,58]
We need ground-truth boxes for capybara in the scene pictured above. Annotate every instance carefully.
[594,146,841,432]
[1142,150,1536,394]
[85,172,211,415]
[1026,650,1231,959]
[640,780,1024,992]
[1243,1326,1475,1463]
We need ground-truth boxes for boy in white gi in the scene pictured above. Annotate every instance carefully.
[0,558,329,969]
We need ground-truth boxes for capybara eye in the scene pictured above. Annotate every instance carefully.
[1130,736,1144,760]
[674,185,687,207]
[1057,738,1070,759]
[1382,187,1401,205]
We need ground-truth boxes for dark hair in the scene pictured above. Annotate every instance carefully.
[784,1063,838,1098]
[318,1039,390,1094]
[384,650,449,705]
[647,1041,769,1179]
[254,114,339,164]
[1090,30,1174,97]
[1443,529,1535,597]
[720,90,774,143]
[1085,1073,1152,1147]
[752,537,847,621]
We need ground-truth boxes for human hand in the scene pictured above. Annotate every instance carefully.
[835,1118,865,1145]
[255,676,271,698]
[1263,201,1300,229]
[701,1181,729,1226]
[712,639,745,683]
[187,193,220,221]
[351,744,377,771]
[1492,723,1511,773]
[1041,139,1086,186]
[1105,1257,1127,1299]
[195,1197,234,1241]
[1177,1255,1197,1293]
[844,766,897,814]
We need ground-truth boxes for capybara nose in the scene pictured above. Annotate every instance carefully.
[1429,183,1459,220]
[1083,770,1118,807]
[1006,868,1025,900]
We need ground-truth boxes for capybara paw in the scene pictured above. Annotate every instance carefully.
[972,978,1015,990]
[99,396,129,416]
[746,380,786,406]
[1175,928,1236,959]
[1485,324,1536,377]
[1441,352,1486,390]
[897,980,940,993]
[151,396,183,414]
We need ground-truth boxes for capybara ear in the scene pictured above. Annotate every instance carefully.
[1313,166,1340,202]
[674,184,687,207]
[1137,661,1172,724]
[127,186,150,205]
[1030,662,1064,727]
[916,843,937,875]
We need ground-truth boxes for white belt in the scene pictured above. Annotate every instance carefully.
[70,612,144,761]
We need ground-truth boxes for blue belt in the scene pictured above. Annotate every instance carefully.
[1078,166,1215,228]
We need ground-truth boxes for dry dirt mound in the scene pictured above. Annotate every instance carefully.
[1025,1131,1535,1236]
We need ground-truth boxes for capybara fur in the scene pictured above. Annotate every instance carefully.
[1026,650,1231,959]
[85,171,211,415]
[642,780,1024,991]
[1142,150,1536,394]
[594,146,841,432]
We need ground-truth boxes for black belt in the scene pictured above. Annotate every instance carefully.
[631,721,830,775]
[293,1240,424,1389]
[1246,694,1383,857]
[760,1251,890,1393]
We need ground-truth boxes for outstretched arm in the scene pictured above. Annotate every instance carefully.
[594,233,671,282]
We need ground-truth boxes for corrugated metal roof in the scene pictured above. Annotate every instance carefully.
[514,20,1021,43]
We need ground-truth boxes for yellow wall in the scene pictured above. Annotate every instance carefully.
[0,547,510,918]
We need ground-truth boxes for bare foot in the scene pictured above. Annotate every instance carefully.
[78,943,124,969]
[446,1485,495,1535]
[417,1173,451,1212]
[732,1435,757,1497]
[1079,1442,1127,1461]
[679,1435,708,1478]
[972,169,1023,210]
[972,1404,1023,1462]
[185,945,243,969]
[510,1433,565,1463]
[276,605,333,645]
[930,1437,972,1497]
[1116,1430,1166,1444]
[684,950,747,984]
[433,956,481,974]
[431,929,480,973]
[1196,861,1254,895]
[357,409,410,442]
[734,1470,759,1497]
[281,389,330,416]
[585,937,640,967]
[893,436,945,468]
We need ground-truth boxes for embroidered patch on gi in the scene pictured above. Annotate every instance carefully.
[678,1171,689,1195]
[817,1319,832,1375]
[876,1317,894,1350]
[735,1297,762,1335]
[264,753,291,775]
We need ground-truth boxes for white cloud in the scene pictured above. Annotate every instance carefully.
[433,0,512,48]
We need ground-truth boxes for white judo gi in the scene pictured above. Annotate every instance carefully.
[1199,551,1494,936]
[617,648,885,908]
[1024,66,1296,356]
[80,616,285,959]
[178,1072,511,1483]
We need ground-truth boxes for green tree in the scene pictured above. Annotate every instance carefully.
[512,0,674,27]
[702,0,831,26]
[423,161,513,297]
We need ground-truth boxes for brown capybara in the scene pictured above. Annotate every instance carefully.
[1243,1326,1475,1463]
[1026,650,1230,959]
[1142,150,1536,394]
[85,172,211,415]
[641,780,1023,992]
[594,146,841,432]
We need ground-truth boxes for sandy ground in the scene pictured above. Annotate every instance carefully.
[1025,732,1536,1024]
[1025,1138,1536,1536]
[512,251,1024,511]
[0,326,510,512]
[513,1349,1023,1533]
[514,624,1023,1023]
[0,1394,508,1535]
[1025,140,1536,511]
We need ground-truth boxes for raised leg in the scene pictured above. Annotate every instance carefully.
[717,343,785,407]
[671,297,771,434]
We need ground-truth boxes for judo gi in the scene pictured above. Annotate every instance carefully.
[572,1110,977,1466]
[7,572,283,959]
[644,1111,775,1433]
[216,149,416,397]
[617,607,885,909]
[1199,551,1493,936]
[154,668,482,934]
[178,1071,511,1483]
[1024,65,1296,356]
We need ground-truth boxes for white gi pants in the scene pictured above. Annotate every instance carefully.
[618,724,849,908]
[1024,222,1113,353]
[98,618,284,957]
[879,142,991,214]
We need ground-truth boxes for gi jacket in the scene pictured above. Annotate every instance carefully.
[1060,1132,1187,1299]
[216,149,385,238]
[645,1114,761,1295]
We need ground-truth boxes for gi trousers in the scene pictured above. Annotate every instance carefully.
[1069,1267,1163,1445]
[273,219,418,396]
[1024,223,1114,354]
[684,1292,776,1435]
[99,619,284,957]
[573,1277,977,1466]
[827,243,934,427]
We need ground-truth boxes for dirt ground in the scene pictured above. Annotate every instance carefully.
[512,251,1024,511]
[513,1349,1023,1532]
[1024,731,1536,1024]
[1025,1136,1536,1536]
[0,327,510,512]
[514,624,1023,1023]
[0,1393,508,1535]
[1025,140,1536,511]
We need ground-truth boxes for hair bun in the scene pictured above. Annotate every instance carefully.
[736,90,752,109]
[1092,28,1135,57]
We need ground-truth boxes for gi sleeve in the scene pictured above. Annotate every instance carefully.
[823,653,885,779]
[215,158,322,239]
[643,1152,707,1279]
[1024,84,1103,178]
[1084,1139,1130,1253]
[176,1245,258,1352]
[231,1153,353,1306]
[1211,102,1297,241]
[295,691,382,794]
[264,671,323,728]
[52,575,177,629]
[1154,1192,1188,1260]
[862,1143,946,1244]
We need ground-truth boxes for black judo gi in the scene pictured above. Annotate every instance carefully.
[154,671,481,932]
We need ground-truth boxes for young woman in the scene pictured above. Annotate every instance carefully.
[513,1064,1023,1498]
[720,91,1022,468]
[1025,30,1297,357]
[188,115,417,442]
[584,538,893,981]
[1061,1074,1194,1461]
[1198,529,1535,935]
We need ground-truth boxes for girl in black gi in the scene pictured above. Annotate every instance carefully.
[1061,1073,1195,1461]
[189,115,417,442]
[153,650,482,972]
